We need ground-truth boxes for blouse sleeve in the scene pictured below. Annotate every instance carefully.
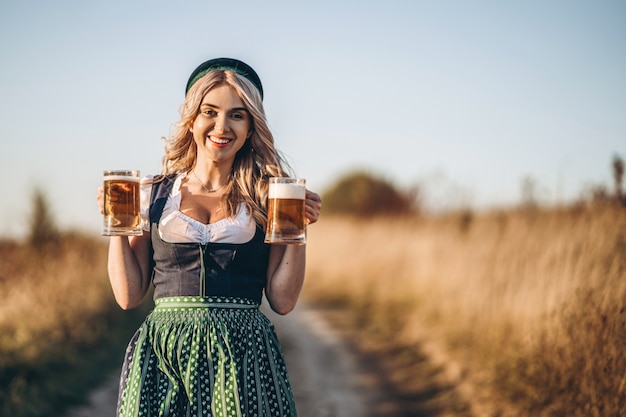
[140,175,154,232]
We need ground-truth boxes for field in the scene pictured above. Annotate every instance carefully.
[1,202,624,416]
[303,203,626,416]
[0,233,147,416]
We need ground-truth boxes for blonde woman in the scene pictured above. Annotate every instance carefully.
[98,58,321,417]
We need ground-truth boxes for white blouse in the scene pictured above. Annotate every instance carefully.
[140,173,256,245]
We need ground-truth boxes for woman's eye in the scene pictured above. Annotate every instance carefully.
[231,112,246,120]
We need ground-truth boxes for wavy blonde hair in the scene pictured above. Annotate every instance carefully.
[161,70,291,228]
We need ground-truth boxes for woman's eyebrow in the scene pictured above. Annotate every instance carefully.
[200,103,248,112]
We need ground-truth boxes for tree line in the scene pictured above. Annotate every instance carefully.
[322,154,625,216]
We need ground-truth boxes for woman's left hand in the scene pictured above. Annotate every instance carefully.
[305,190,322,225]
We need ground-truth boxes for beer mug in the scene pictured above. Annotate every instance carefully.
[102,170,142,236]
[265,178,307,244]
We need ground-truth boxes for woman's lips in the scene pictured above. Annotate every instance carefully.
[209,136,232,145]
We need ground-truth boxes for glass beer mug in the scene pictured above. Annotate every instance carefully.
[265,178,307,244]
[102,170,142,236]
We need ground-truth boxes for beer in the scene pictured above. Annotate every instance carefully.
[102,170,142,236]
[265,178,306,244]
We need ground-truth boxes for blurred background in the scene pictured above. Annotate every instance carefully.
[1,1,625,416]
[1,0,624,237]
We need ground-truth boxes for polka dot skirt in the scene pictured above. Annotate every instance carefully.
[116,297,297,417]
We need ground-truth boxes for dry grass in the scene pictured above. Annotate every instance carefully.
[0,233,147,416]
[303,203,626,416]
[3,202,624,415]
[0,235,110,357]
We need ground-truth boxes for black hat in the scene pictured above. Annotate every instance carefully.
[185,57,264,99]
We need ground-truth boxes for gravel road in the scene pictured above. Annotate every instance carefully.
[67,302,382,417]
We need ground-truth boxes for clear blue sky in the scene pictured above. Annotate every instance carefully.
[1,0,624,238]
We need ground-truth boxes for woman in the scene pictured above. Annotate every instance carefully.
[98,57,321,417]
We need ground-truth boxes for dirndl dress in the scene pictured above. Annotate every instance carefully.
[116,176,297,417]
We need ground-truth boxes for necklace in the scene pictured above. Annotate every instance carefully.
[191,170,228,193]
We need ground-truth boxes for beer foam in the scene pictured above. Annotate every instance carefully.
[104,175,140,182]
[268,183,306,199]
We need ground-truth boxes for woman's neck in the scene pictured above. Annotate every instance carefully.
[191,161,233,191]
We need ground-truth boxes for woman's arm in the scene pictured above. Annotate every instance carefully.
[265,190,321,315]
[107,234,153,310]
[265,244,306,315]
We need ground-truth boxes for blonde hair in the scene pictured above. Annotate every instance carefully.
[161,70,290,228]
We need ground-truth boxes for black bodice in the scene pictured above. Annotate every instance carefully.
[148,176,270,303]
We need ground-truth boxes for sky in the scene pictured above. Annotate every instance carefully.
[1,0,624,238]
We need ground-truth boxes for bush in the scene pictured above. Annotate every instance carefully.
[322,170,416,217]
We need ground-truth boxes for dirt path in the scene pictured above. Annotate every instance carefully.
[67,303,381,417]
[264,303,378,417]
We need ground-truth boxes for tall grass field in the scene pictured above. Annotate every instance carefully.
[1,201,624,416]
[0,233,147,416]
[303,203,626,416]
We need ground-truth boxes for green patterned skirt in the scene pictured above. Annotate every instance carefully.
[117,296,297,417]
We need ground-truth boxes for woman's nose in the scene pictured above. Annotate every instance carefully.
[213,115,227,133]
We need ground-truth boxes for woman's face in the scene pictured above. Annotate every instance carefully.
[190,84,252,166]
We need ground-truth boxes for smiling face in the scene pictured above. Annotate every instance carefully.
[190,83,252,168]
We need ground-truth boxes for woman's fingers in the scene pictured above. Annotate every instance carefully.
[305,190,322,224]
[97,186,105,215]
